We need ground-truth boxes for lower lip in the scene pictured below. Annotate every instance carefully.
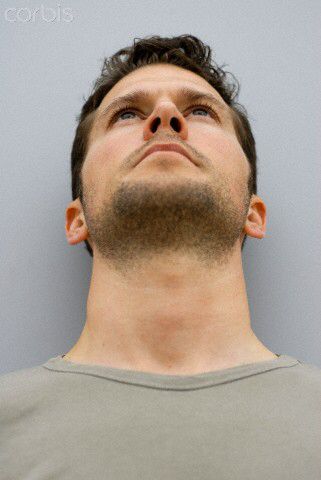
[140,150,193,164]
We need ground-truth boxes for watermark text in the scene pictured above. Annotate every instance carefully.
[4,4,73,23]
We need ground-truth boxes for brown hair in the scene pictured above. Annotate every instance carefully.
[70,34,258,258]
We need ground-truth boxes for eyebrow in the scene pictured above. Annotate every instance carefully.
[96,86,229,123]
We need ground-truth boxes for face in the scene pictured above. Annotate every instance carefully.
[66,63,265,269]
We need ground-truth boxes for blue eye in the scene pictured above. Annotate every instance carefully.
[191,107,210,116]
[118,110,137,120]
[110,107,139,123]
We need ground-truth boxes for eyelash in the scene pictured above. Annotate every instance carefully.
[110,102,220,123]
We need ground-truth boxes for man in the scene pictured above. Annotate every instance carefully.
[1,35,320,479]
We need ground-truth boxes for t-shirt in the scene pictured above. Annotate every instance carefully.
[0,353,320,479]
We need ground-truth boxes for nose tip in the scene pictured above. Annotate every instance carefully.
[143,102,188,141]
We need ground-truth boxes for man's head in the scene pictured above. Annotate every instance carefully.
[67,34,265,268]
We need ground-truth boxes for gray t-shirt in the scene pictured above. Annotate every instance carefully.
[0,353,320,479]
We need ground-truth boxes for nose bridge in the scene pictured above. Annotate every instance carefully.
[143,96,188,140]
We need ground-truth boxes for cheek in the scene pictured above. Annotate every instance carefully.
[81,129,141,205]
[83,133,128,182]
[195,127,243,163]
[86,125,141,169]
[81,138,119,207]
[191,128,250,197]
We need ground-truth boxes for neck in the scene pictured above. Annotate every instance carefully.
[65,246,276,374]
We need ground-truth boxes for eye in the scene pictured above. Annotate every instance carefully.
[188,103,219,120]
[110,106,140,123]
[191,107,210,116]
[117,110,137,121]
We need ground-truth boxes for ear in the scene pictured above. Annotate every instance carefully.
[65,198,92,247]
[242,194,267,240]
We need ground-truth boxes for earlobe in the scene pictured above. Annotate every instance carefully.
[243,223,266,240]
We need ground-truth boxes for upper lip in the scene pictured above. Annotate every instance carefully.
[137,143,196,166]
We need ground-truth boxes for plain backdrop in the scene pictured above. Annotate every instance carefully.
[1,0,320,374]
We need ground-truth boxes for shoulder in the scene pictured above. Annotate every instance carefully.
[294,358,321,376]
[0,363,47,388]
[286,357,321,394]
[0,363,55,416]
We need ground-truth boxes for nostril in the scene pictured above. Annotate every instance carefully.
[170,117,180,132]
[150,116,181,133]
[151,117,160,133]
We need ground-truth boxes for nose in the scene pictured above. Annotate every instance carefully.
[143,101,188,141]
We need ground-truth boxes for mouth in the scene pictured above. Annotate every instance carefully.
[136,143,197,167]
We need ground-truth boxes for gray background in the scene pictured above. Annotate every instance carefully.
[1,0,320,374]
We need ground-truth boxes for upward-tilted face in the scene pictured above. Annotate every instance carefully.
[74,63,255,269]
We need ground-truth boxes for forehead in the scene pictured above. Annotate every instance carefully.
[97,63,229,112]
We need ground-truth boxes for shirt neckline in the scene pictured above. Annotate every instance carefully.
[41,354,300,390]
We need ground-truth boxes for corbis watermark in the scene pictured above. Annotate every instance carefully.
[4,4,73,23]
